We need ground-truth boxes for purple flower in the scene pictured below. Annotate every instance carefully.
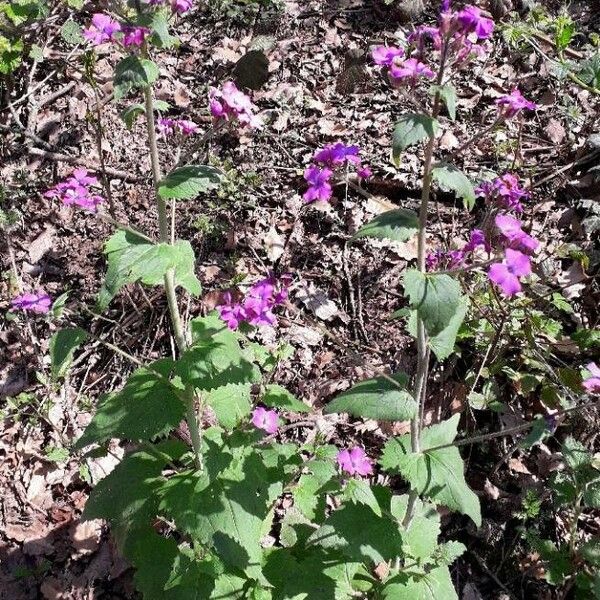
[251,407,279,434]
[177,120,199,135]
[495,214,539,255]
[408,26,442,50]
[477,173,529,213]
[157,117,176,135]
[122,26,148,48]
[45,169,104,212]
[456,6,495,39]
[496,88,537,119]
[464,229,490,253]
[426,251,442,271]
[10,291,52,314]
[336,447,373,477]
[488,248,531,296]
[357,165,372,179]
[371,45,404,67]
[303,166,333,203]
[389,58,435,84]
[83,13,121,46]
[313,143,361,167]
[582,363,600,394]
[171,0,193,13]
[209,82,262,129]
[158,118,199,136]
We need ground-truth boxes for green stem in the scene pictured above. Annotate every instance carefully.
[142,70,202,470]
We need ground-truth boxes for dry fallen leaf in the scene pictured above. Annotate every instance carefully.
[265,226,285,262]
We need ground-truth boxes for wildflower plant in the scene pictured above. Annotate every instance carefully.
[36,1,598,599]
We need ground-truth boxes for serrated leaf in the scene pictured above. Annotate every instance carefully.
[352,209,419,243]
[262,384,309,413]
[120,103,145,129]
[380,414,481,526]
[391,495,440,560]
[431,83,457,120]
[562,436,591,471]
[584,481,600,508]
[60,19,83,45]
[114,56,159,100]
[431,163,476,210]
[158,165,224,200]
[324,372,416,421]
[97,230,201,311]
[49,327,88,380]
[436,541,466,565]
[76,361,185,448]
[428,296,468,360]
[343,479,382,517]
[147,11,178,49]
[206,383,252,429]
[403,270,463,338]
[383,566,458,600]
[393,114,438,164]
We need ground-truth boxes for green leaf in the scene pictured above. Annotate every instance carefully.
[307,497,403,564]
[262,384,309,413]
[584,481,600,508]
[352,209,419,243]
[147,11,178,49]
[380,414,481,526]
[113,56,159,100]
[436,541,466,565]
[83,440,186,527]
[428,296,468,360]
[393,114,438,164]
[176,341,261,392]
[49,327,88,380]
[581,538,600,566]
[60,19,83,45]
[76,361,185,448]
[383,566,458,600]
[120,103,145,129]
[431,83,457,120]
[562,436,591,471]
[391,495,440,560]
[403,270,463,338]
[206,383,252,429]
[324,373,416,421]
[0,36,23,74]
[97,230,201,311]
[158,166,224,200]
[431,163,476,210]
[343,479,382,517]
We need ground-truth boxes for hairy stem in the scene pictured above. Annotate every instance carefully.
[142,78,202,469]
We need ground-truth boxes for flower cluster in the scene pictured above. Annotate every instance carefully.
[583,363,600,394]
[336,447,373,477]
[303,142,371,203]
[10,291,52,314]
[426,228,489,271]
[209,82,262,129]
[217,276,289,330]
[372,4,495,86]
[476,173,529,213]
[251,407,279,434]
[157,117,199,136]
[496,88,537,119]
[45,169,104,212]
[83,14,149,48]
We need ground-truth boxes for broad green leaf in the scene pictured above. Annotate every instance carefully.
[324,373,416,421]
[60,19,83,45]
[431,83,457,120]
[158,165,224,200]
[147,11,178,49]
[176,341,261,391]
[584,480,600,508]
[403,270,463,338]
[352,209,419,243]
[307,495,403,564]
[436,540,466,565]
[391,495,440,560]
[114,56,159,100]
[393,114,438,164]
[428,296,468,360]
[83,440,186,527]
[293,456,338,521]
[262,384,309,413]
[431,163,476,210]
[343,479,382,517]
[0,36,23,74]
[581,538,600,566]
[383,566,458,600]
[120,103,145,129]
[562,436,591,471]
[76,361,185,448]
[97,230,201,311]
[206,383,252,429]
[380,414,481,526]
[49,327,88,380]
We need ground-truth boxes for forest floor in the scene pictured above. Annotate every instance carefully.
[1,0,600,598]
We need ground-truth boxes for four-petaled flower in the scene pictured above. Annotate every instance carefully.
[171,0,193,13]
[251,407,279,434]
[336,447,373,477]
[122,26,149,48]
[477,173,529,213]
[157,117,199,136]
[313,142,361,167]
[582,363,600,394]
[456,6,495,39]
[303,166,333,203]
[496,88,537,119]
[45,168,104,212]
[371,45,404,67]
[495,214,539,255]
[209,81,262,129]
[488,248,531,296]
[83,13,122,46]
[10,291,52,314]
[389,58,435,84]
